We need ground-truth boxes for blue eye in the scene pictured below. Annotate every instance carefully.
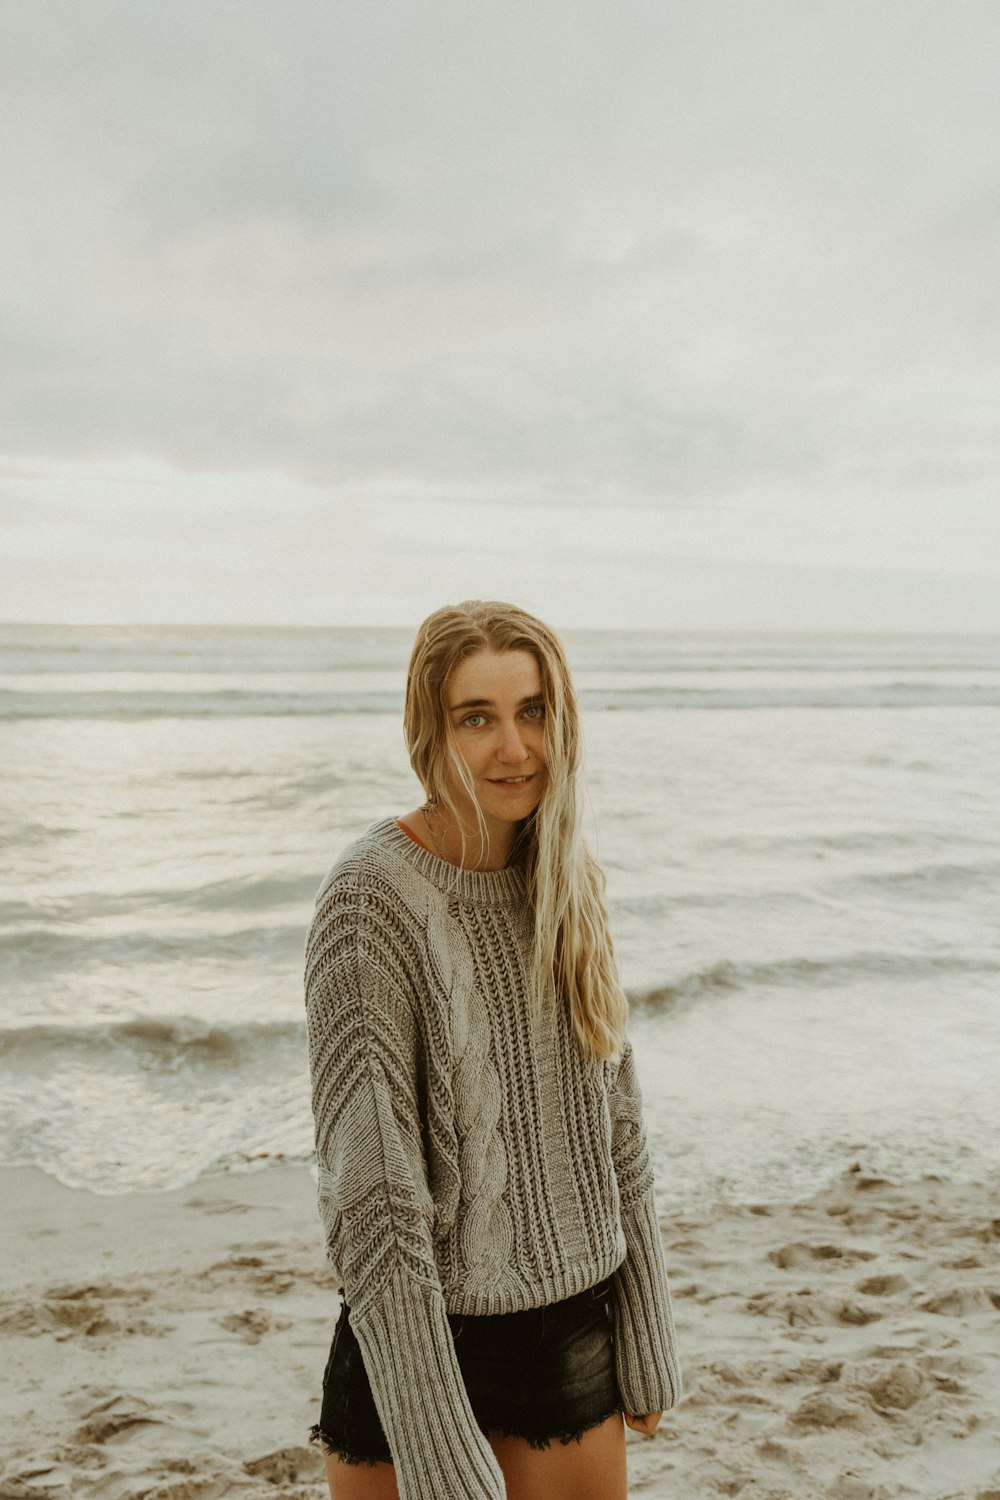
[463,713,487,728]
[523,703,545,719]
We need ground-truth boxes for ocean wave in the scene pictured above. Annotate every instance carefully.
[588,682,1000,710]
[684,845,1000,892]
[0,688,403,719]
[0,625,412,677]
[0,874,323,927]
[0,922,305,975]
[0,1015,306,1069]
[847,859,1000,895]
[2,820,75,849]
[1,937,996,1086]
[631,948,1000,1011]
[176,872,324,911]
[4,677,1000,718]
[4,626,1000,681]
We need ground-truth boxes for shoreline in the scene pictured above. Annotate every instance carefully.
[2,1161,999,1498]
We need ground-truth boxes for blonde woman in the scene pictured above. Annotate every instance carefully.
[305,600,682,1500]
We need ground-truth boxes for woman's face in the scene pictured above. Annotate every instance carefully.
[442,648,548,831]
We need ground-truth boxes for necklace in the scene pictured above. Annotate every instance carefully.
[420,802,446,859]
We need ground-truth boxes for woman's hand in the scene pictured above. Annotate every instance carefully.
[624,1410,662,1437]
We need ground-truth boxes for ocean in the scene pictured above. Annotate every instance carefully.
[2,623,998,1213]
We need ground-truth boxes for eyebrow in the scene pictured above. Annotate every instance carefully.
[449,693,544,712]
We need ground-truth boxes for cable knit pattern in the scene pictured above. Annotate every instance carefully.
[428,901,514,1291]
[305,817,682,1500]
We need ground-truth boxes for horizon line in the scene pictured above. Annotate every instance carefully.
[2,620,999,640]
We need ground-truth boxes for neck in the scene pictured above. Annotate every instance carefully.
[423,803,521,871]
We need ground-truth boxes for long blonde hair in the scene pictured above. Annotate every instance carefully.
[403,599,628,1063]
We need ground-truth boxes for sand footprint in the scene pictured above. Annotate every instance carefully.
[138,1477,229,1500]
[855,1272,909,1296]
[776,1356,844,1386]
[915,1349,986,1392]
[745,1288,883,1326]
[0,1473,65,1500]
[0,1280,162,1341]
[863,1360,927,1413]
[216,1307,291,1342]
[73,1393,162,1445]
[768,1241,878,1269]
[242,1445,321,1484]
[919,1286,1000,1315]
[824,1476,894,1500]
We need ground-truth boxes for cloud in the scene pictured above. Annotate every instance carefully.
[2,2,999,623]
[3,3,998,482]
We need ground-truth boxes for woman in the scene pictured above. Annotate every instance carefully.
[305,600,682,1500]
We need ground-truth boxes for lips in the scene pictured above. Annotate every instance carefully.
[489,773,535,784]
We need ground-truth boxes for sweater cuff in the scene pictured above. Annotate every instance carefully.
[610,1187,683,1415]
[350,1264,506,1500]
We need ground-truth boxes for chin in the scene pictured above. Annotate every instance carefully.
[490,787,545,819]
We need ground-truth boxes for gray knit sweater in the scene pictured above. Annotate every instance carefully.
[304,816,682,1500]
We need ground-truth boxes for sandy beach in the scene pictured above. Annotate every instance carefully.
[2,1160,999,1500]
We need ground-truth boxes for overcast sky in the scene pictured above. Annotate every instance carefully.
[2,0,998,629]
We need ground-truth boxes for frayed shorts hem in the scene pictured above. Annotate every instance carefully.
[487,1401,626,1451]
[308,1403,625,1465]
[309,1423,387,1467]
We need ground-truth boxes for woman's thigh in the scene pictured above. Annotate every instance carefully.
[488,1411,627,1500]
[322,1414,627,1500]
[322,1450,399,1500]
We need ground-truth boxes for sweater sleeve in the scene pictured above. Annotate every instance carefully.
[607,1035,683,1415]
[305,870,506,1500]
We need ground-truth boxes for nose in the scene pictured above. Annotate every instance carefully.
[496,721,530,764]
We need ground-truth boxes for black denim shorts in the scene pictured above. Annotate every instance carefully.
[309,1277,622,1467]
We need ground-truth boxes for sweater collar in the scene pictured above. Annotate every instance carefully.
[372,816,528,909]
